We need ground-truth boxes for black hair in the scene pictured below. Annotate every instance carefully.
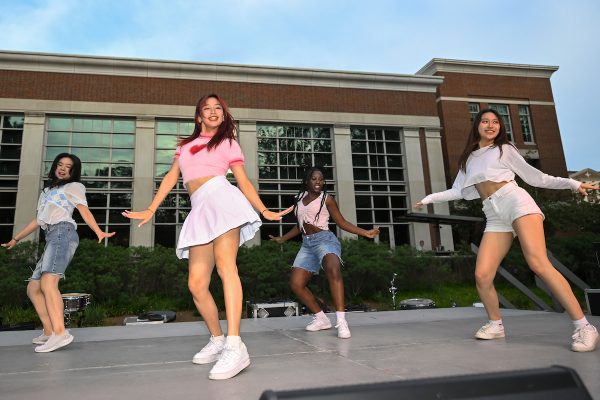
[293,166,328,228]
[45,153,82,189]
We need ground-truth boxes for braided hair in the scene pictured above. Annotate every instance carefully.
[293,166,328,228]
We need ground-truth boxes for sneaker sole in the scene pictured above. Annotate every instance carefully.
[34,335,74,353]
[571,336,599,352]
[32,340,48,345]
[192,353,222,365]
[474,332,505,340]
[306,325,332,332]
[208,358,250,380]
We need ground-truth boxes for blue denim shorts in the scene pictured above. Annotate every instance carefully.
[30,221,79,280]
[292,230,342,275]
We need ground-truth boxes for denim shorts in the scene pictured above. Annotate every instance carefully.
[292,230,342,275]
[30,221,79,280]
[482,181,544,237]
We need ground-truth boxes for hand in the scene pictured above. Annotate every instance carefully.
[413,201,424,209]
[269,234,286,244]
[97,231,116,243]
[122,209,155,227]
[363,228,380,239]
[577,183,599,197]
[1,238,18,250]
[261,206,293,221]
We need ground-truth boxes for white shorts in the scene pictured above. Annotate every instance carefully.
[482,181,544,237]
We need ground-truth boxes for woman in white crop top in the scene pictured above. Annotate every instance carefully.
[123,94,291,380]
[2,153,115,353]
[415,108,598,352]
[270,167,379,339]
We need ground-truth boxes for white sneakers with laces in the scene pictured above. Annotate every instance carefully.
[208,340,250,380]
[34,330,73,352]
[305,315,332,331]
[192,335,225,364]
[474,322,505,340]
[32,333,50,345]
[571,325,599,352]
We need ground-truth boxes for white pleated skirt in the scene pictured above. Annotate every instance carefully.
[176,176,261,259]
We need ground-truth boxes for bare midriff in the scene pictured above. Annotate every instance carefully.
[302,222,323,235]
[475,180,511,200]
[186,175,216,196]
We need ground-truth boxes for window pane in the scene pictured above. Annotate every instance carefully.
[112,134,134,148]
[47,131,70,145]
[112,149,134,162]
[157,135,179,148]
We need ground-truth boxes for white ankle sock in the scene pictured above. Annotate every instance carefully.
[226,335,242,347]
[315,311,327,319]
[573,317,590,330]
[489,319,503,327]
[335,311,346,322]
[211,334,225,342]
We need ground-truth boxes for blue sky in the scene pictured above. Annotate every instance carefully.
[0,0,598,171]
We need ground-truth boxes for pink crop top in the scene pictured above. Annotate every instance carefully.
[296,192,330,233]
[174,136,245,184]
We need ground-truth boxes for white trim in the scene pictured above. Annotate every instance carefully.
[436,96,555,106]
[417,58,558,78]
[0,50,442,93]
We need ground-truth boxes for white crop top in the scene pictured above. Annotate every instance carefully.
[420,144,581,204]
[36,182,88,229]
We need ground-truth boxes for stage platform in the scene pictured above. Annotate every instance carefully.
[1,308,598,399]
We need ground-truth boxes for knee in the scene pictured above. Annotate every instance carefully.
[188,276,210,297]
[526,255,550,275]
[26,281,40,298]
[215,263,239,281]
[474,269,494,287]
[325,265,342,281]
[290,277,305,294]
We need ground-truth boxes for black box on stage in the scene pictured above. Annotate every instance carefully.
[585,289,600,316]
[259,365,592,400]
[246,300,299,318]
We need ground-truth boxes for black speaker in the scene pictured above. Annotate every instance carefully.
[259,365,591,400]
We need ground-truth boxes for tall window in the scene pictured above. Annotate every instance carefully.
[350,127,409,246]
[468,102,480,122]
[518,105,535,143]
[0,114,23,243]
[257,124,335,240]
[489,104,514,142]
[45,116,135,246]
[153,120,194,248]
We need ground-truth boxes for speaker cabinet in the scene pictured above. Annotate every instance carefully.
[259,365,591,400]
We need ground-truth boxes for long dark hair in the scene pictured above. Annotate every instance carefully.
[293,166,328,228]
[178,93,238,150]
[45,153,82,189]
[457,108,514,172]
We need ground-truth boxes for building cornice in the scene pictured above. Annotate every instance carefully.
[417,58,558,79]
[0,50,443,93]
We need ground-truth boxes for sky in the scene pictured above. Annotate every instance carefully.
[0,0,598,171]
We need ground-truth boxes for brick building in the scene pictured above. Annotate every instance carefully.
[0,51,571,251]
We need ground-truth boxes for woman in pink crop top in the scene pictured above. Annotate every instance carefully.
[270,166,379,339]
[123,94,291,380]
[415,108,598,352]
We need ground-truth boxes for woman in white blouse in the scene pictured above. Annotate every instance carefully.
[1,153,114,353]
[415,108,598,352]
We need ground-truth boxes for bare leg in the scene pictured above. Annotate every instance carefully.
[513,214,585,320]
[474,232,514,321]
[323,254,344,312]
[290,267,321,314]
[188,242,222,336]
[39,273,65,335]
[213,228,243,336]
[26,280,53,335]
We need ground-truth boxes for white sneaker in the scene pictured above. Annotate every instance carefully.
[474,322,505,340]
[34,331,73,353]
[192,335,225,364]
[335,320,351,339]
[32,333,51,345]
[306,315,332,331]
[208,341,250,380]
[571,325,599,352]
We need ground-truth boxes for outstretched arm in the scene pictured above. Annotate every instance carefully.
[123,160,180,227]
[269,225,301,244]
[231,164,292,220]
[1,218,39,249]
[414,170,465,208]
[326,196,379,238]
[77,204,116,243]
